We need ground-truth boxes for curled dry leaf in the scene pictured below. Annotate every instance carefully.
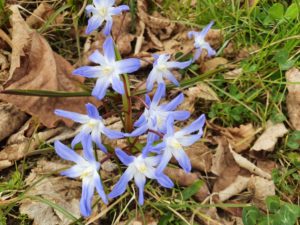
[1,6,99,128]
[286,68,300,130]
[164,167,210,202]
[20,160,81,225]
[224,68,243,80]
[0,102,28,141]
[218,175,250,202]
[251,120,288,152]
[247,175,275,210]
[208,123,257,153]
[201,57,228,73]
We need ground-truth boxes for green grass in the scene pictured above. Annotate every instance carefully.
[0,0,300,224]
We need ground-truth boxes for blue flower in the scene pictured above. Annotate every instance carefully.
[146,54,192,91]
[128,84,190,143]
[188,21,216,60]
[73,37,140,100]
[108,146,173,205]
[153,114,206,174]
[54,136,108,217]
[85,0,129,35]
[55,103,123,153]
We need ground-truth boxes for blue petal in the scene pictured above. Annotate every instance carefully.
[187,31,198,39]
[80,179,95,217]
[146,70,157,91]
[151,83,165,106]
[111,76,125,94]
[73,66,101,78]
[180,114,206,135]
[146,132,160,145]
[92,78,110,100]
[54,141,83,164]
[161,93,184,111]
[156,151,172,174]
[141,145,151,157]
[61,165,83,178]
[126,124,148,137]
[82,135,96,162]
[103,36,115,62]
[109,168,133,198]
[166,116,175,135]
[194,48,202,61]
[116,58,141,74]
[86,16,103,34]
[85,103,100,119]
[156,173,174,188]
[89,50,106,65]
[111,5,129,15]
[166,59,192,69]
[85,5,96,14]
[134,173,146,205]
[145,95,151,106]
[71,131,89,149]
[177,134,201,147]
[164,71,179,86]
[203,43,216,57]
[200,21,214,38]
[103,19,113,36]
[55,109,88,123]
[115,148,134,166]
[173,149,191,173]
[93,174,108,204]
[151,142,165,153]
[90,129,107,153]
[102,127,124,139]
[171,111,190,121]
[134,115,146,127]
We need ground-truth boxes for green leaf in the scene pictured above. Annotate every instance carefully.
[266,196,281,213]
[158,212,173,225]
[277,203,300,225]
[181,180,204,200]
[242,206,261,225]
[268,3,284,20]
[284,3,299,21]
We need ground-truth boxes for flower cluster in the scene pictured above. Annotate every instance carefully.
[54,0,215,217]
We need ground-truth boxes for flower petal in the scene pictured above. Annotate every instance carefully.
[165,115,174,135]
[93,174,108,204]
[194,48,202,61]
[161,93,184,111]
[178,114,206,135]
[54,141,84,164]
[111,76,125,94]
[103,36,115,62]
[200,21,214,38]
[166,59,192,69]
[187,31,198,39]
[177,134,201,147]
[115,148,135,166]
[146,69,159,91]
[151,83,165,106]
[164,71,179,86]
[92,78,111,100]
[86,5,97,14]
[71,130,89,149]
[156,150,172,174]
[134,114,146,127]
[170,111,190,121]
[103,19,113,36]
[85,103,100,119]
[73,66,101,78]
[55,109,88,124]
[156,173,174,188]
[134,173,146,205]
[109,167,134,198]
[82,135,97,162]
[61,165,83,178]
[111,5,129,15]
[80,179,95,217]
[115,58,141,74]
[126,124,148,137]
[203,43,216,57]
[173,149,191,173]
[102,127,124,139]
[86,16,103,34]
[89,50,106,65]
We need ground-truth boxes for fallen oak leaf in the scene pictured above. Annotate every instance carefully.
[0,5,99,128]
[251,120,288,152]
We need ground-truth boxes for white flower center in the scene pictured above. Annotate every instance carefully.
[101,65,114,76]
[80,166,94,179]
[87,119,98,128]
[167,137,182,150]
[157,64,167,72]
[136,162,147,173]
[98,7,108,17]
[196,37,205,47]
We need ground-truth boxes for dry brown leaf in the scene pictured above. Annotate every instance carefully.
[20,160,81,225]
[164,167,210,201]
[251,121,288,152]
[118,215,157,225]
[224,68,243,80]
[184,141,212,172]
[218,176,250,202]
[1,6,99,128]
[201,57,228,73]
[0,102,28,141]
[286,68,300,130]
[247,175,275,210]
[209,123,257,153]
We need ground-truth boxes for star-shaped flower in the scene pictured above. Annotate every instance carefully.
[146,54,192,91]
[188,21,216,60]
[55,103,123,153]
[128,84,190,143]
[108,146,173,205]
[153,115,206,174]
[54,137,108,217]
[73,37,140,100]
[85,0,129,35]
